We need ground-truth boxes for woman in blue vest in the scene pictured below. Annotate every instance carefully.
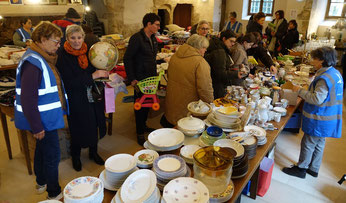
[56,24,108,172]
[222,12,243,37]
[13,17,33,47]
[283,47,343,179]
[14,21,67,200]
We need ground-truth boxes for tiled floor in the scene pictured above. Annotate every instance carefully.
[0,88,345,203]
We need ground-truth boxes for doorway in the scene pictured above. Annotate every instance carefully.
[158,9,169,34]
[173,4,192,29]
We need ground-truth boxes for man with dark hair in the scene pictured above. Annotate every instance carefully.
[222,11,243,37]
[52,8,81,46]
[124,13,160,145]
[283,46,343,179]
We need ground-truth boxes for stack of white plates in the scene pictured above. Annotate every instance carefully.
[134,149,159,168]
[101,154,138,191]
[145,128,185,151]
[209,180,235,203]
[244,125,267,146]
[162,177,209,203]
[63,176,104,203]
[152,154,191,191]
[111,169,161,203]
[180,145,201,164]
[177,116,205,136]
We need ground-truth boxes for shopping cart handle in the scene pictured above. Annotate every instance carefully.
[338,174,346,185]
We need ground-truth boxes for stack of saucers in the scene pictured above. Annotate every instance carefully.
[134,149,159,169]
[199,126,226,146]
[205,107,242,132]
[100,154,138,191]
[112,169,161,203]
[242,136,258,159]
[63,176,104,203]
[145,128,185,152]
[152,154,191,191]
[179,144,201,164]
[244,125,267,146]
[209,180,235,203]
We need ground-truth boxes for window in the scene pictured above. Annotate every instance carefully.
[325,0,345,19]
[248,0,274,16]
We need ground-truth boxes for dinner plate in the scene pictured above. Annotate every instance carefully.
[273,107,287,116]
[163,177,209,203]
[148,128,185,148]
[121,169,157,203]
[105,154,136,173]
[134,149,159,168]
[244,125,266,138]
[158,157,182,172]
[64,176,103,201]
[213,139,245,159]
[99,169,118,191]
[209,181,234,203]
[180,145,201,160]
[144,140,183,152]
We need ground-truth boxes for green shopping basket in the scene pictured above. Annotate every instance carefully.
[137,70,164,94]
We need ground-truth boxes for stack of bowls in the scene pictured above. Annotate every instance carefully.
[177,116,205,136]
[145,128,185,152]
[134,149,159,169]
[152,154,190,191]
[199,126,226,146]
[100,154,138,191]
[242,136,258,159]
[63,176,104,203]
[206,107,242,131]
[179,144,201,164]
[213,139,249,179]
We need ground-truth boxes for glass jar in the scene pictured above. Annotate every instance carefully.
[193,146,235,195]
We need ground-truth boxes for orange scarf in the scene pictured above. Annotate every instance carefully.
[64,41,88,69]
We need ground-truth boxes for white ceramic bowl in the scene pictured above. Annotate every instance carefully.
[134,149,159,168]
[148,128,184,148]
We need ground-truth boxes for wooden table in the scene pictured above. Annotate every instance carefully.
[102,99,302,202]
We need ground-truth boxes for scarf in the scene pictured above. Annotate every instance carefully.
[268,18,283,52]
[64,41,88,69]
[30,42,67,112]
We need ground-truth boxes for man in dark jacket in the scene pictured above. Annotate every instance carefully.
[124,13,160,145]
[53,8,81,47]
[279,20,299,55]
[205,30,239,98]
[246,12,265,35]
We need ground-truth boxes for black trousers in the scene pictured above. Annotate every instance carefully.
[71,142,98,158]
[160,114,174,128]
[134,88,149,135]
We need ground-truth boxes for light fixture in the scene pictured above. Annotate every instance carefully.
[26,0,41,4]
[85,6,91,12]
[0,16,3,20]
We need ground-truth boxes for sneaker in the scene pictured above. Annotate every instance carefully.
[35,184,47,194]
[47,192,63,200]
[307,169,318,177]
[282,165,306,179]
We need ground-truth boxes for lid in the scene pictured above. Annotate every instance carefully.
[193,146,236,170]
[177,116,205,131]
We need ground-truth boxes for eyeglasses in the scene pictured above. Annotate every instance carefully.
[49,38,61,46]
[200,28,209,31]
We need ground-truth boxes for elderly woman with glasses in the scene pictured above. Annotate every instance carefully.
[14,21,66,200]
[160,34,214,127]
[191,20,210,37]
[205,30,242,98]
[56,24,108,172]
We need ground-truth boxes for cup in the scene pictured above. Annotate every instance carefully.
[275,102,283,107]
[281,99,288,108]
[274,113,281,122]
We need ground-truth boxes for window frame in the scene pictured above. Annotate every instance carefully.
[325,0,346,19]
[248,0,275,17]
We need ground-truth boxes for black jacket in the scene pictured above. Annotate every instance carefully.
[265,19,288,49]
[124,29,158,82]
[280,28,299,55]
[247,43,274,69]
[246,20,263,35]
[205,37,238,99]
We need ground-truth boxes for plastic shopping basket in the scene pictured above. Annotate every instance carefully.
[137,70,164,94]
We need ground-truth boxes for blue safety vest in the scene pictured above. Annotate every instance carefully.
[226,21,242,33]
[15,27,32,42]
[302,67,343,138]
[14,48,68,131]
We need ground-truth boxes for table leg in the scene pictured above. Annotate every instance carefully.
[20,130,32,175]
[0,109,12,159]
[249,166,260,199]
[107,113,113,135]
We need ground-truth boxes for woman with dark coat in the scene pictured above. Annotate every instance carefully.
[246,12,266,35]
[265,10,288,56]
[279,20,299,55]
[56,25,108,172]
[205,30,240,98]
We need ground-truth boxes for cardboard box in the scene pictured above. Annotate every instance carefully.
[281,81,299,106]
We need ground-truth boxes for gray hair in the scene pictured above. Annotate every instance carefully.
[65,24,85,39]
[197,20,209,30]
[186,34,209,49]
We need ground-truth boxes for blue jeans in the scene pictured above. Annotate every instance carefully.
[34,130,61,197]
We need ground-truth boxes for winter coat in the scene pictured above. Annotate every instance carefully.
[56,48,106,148]
[205,37,238,98]
[247,43,274,68]
[230,43,249,86]
[246,20,263,35]
[265,18,288,51]
[279,28,299,55]
[165,44,214,125]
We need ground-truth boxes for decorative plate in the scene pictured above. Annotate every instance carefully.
[64,176,102,200]
[244,125,266,138]
[163,177,209,203]
[134,149,159,167]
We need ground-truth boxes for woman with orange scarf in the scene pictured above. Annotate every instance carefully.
[56,24,109,172]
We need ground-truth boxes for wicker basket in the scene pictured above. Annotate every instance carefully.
[187,101,212,117]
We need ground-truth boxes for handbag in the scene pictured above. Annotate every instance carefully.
[91,81,105,102]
